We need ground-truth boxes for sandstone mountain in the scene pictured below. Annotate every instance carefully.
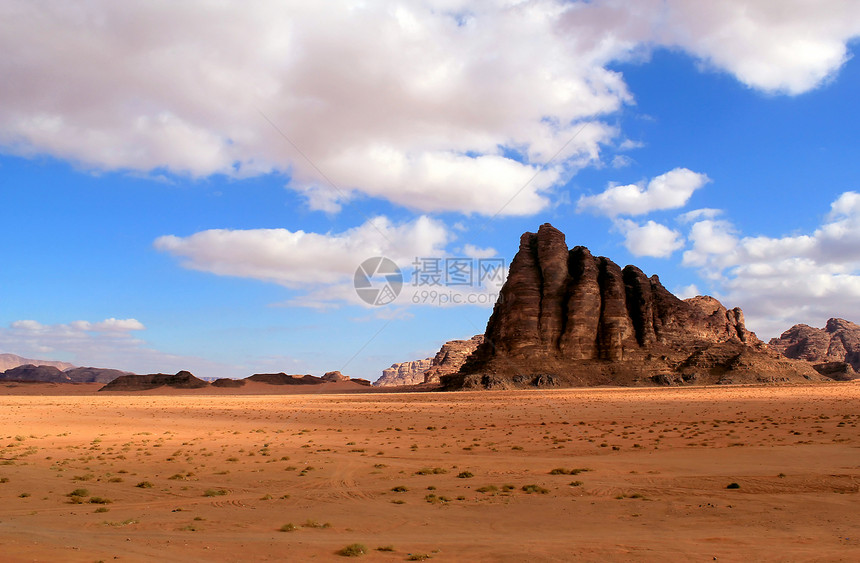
[769,318,860,380]
[375,358,433,386]
[0,353,75,372]
[375,335,484,386]
[322,370,349,382]
[445,223,821,389]
[100,370,209,391]
[423,335,484,384]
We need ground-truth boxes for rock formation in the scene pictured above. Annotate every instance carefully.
[375,358,433,386]
[322,370,349,382]
[99,370,209,391]
[63,367,131,383]
[375,336,484,386]
[423,335,484,383]
[0,364,68,382]
[0,353,76,373]
[445,223,821,389]
[769,318,860,379]
[211,378,246,388]
[245,373,324,385]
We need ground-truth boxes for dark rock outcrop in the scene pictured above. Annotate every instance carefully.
[245,373,324,385]
[100,370,209,391]
[211,378,246,388]
[375,358,433,386]
[64,367,130,383]
[446,223,820,389]
[811,362,858,381]
[769,318,860,375]
[0,364,69,382]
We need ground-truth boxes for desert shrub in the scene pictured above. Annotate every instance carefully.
[336,543,367,557]
[279,523,298,532]
[135,481,154,488]
[203,488,228,497]
[521,484,550,494]
[391,485,408,492]
[456,471,474,479]
[415,467,447,475]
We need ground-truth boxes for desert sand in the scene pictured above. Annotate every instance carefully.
[0,383,857,562]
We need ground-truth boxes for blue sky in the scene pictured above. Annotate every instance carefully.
[2,2,860,380]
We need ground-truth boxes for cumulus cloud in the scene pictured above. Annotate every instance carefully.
[578,168,710,217]
[156,216,507,308]
[680,191,860,338]
[155,216,450,288]
[2,2,858,215]
[615,219,684,258]
[565,0,860,95]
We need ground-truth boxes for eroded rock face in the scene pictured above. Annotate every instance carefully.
[423,335,484,383]
[447,223,819,388]
[99,370,209,391]
[375,358,433,386]
[322,371,349,382]
[769,318,860,377]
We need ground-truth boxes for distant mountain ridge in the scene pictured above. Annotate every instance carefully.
[0,353,76,372]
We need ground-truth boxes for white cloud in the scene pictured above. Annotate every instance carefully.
[611,154,634,168]
[564,0,860,95]
[578,168,710,217]
[680,191,860,338]
[461,244,497,259]
[155,216,450,288]
[674,284,700,300]
[616,219,684,258]
[2,2,858,215]
[157,216,508,308]
[677,208,723,224]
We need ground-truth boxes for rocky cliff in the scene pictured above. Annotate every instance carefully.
[423,335,484,383]
[446,223,820,389]
[375,335,484,386]
[375,358,433,386]
[769,318,860,380]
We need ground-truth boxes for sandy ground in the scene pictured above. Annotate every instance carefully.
[0,383,857,562]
